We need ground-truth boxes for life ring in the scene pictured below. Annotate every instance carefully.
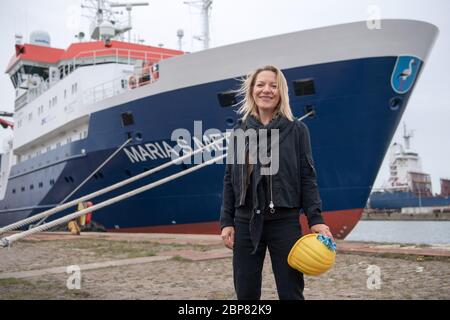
[83,201,93,225]
[77,201,93,226]
[151,64,160,81]
[129,76,137,89]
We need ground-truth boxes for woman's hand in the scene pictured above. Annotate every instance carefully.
[310,224,334,241]
[221,226,235,250]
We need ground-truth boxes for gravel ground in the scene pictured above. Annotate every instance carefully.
[0,235,449,300]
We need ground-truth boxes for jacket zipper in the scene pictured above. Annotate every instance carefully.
[269,151,275,213]
[239,141,248,206]
[240,163,245,205]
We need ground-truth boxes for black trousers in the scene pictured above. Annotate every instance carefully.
[233,215,304,300]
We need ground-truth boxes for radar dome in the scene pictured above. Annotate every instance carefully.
[30,31,51,47]
[99,21,115,40]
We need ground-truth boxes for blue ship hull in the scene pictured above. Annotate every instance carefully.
[369,191,450,210]
[0,56,420,237]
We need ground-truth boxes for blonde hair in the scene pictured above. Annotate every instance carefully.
[236,65,294,121]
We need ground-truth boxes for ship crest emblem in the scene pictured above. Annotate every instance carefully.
[391,55,422,94]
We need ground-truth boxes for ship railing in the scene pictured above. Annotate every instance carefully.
[14,92,28,111]
[371,186,411,193]
[26,78,50,101]
[15,78,52,111]
[83,76,130,105]
[82,64,159,105]
[71,47,177,70]
[0,110,316,247]
[16,48,174,108]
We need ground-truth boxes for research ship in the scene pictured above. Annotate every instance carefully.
[0,1,439,239]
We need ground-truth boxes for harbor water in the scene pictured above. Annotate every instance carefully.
[346,220,450,244]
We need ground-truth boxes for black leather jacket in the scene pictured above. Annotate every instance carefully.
[220,116,324,229]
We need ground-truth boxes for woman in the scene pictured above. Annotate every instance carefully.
[220,65,333,300]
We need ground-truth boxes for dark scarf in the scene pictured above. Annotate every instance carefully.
[244,114,295,253]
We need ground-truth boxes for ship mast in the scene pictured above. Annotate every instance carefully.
[184,0,213,50]
[110,1,149,42]
[402,122,413,151]
[81,0,148,42]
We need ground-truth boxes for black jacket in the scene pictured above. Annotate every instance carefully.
[219,115,324,229]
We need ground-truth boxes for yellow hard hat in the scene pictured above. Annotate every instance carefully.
[287,233,336,276]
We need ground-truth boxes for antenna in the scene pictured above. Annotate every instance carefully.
[15,34,23,45]
[177,29,184,51]
[402,122,414,151]
[184,0,212,50]
[110,1,149,42]
[75,31,86,42]
[81,0,148,41]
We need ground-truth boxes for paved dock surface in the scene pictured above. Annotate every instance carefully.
[0,232,449,300]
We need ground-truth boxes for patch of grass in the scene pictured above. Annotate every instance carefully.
[125,250,156,259]
[341,251,450,262]
[65,289,92,299]
[0,278,35,287]
[398,243,432,248]
[373,252,450,262]
[55,239,159,259]
[0,279,92,300]
[172,255,190,262]
[0,278,48,300]
[191,245,211,252]
[209,291,235,299]
[56,238,219,259]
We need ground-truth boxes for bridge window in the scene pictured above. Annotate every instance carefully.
[217,91,237,107]
[71,83,78,94]
[293,79,316,96]
[64,176,74,183]
[121,112,134,127]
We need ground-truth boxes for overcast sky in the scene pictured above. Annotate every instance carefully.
[0,0,449,193]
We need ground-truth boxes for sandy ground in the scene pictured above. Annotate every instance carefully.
[0,233,449,300]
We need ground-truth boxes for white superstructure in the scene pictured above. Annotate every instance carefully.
[383,123,433,195]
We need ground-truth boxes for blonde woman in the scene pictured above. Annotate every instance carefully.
[220,65,333,300]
